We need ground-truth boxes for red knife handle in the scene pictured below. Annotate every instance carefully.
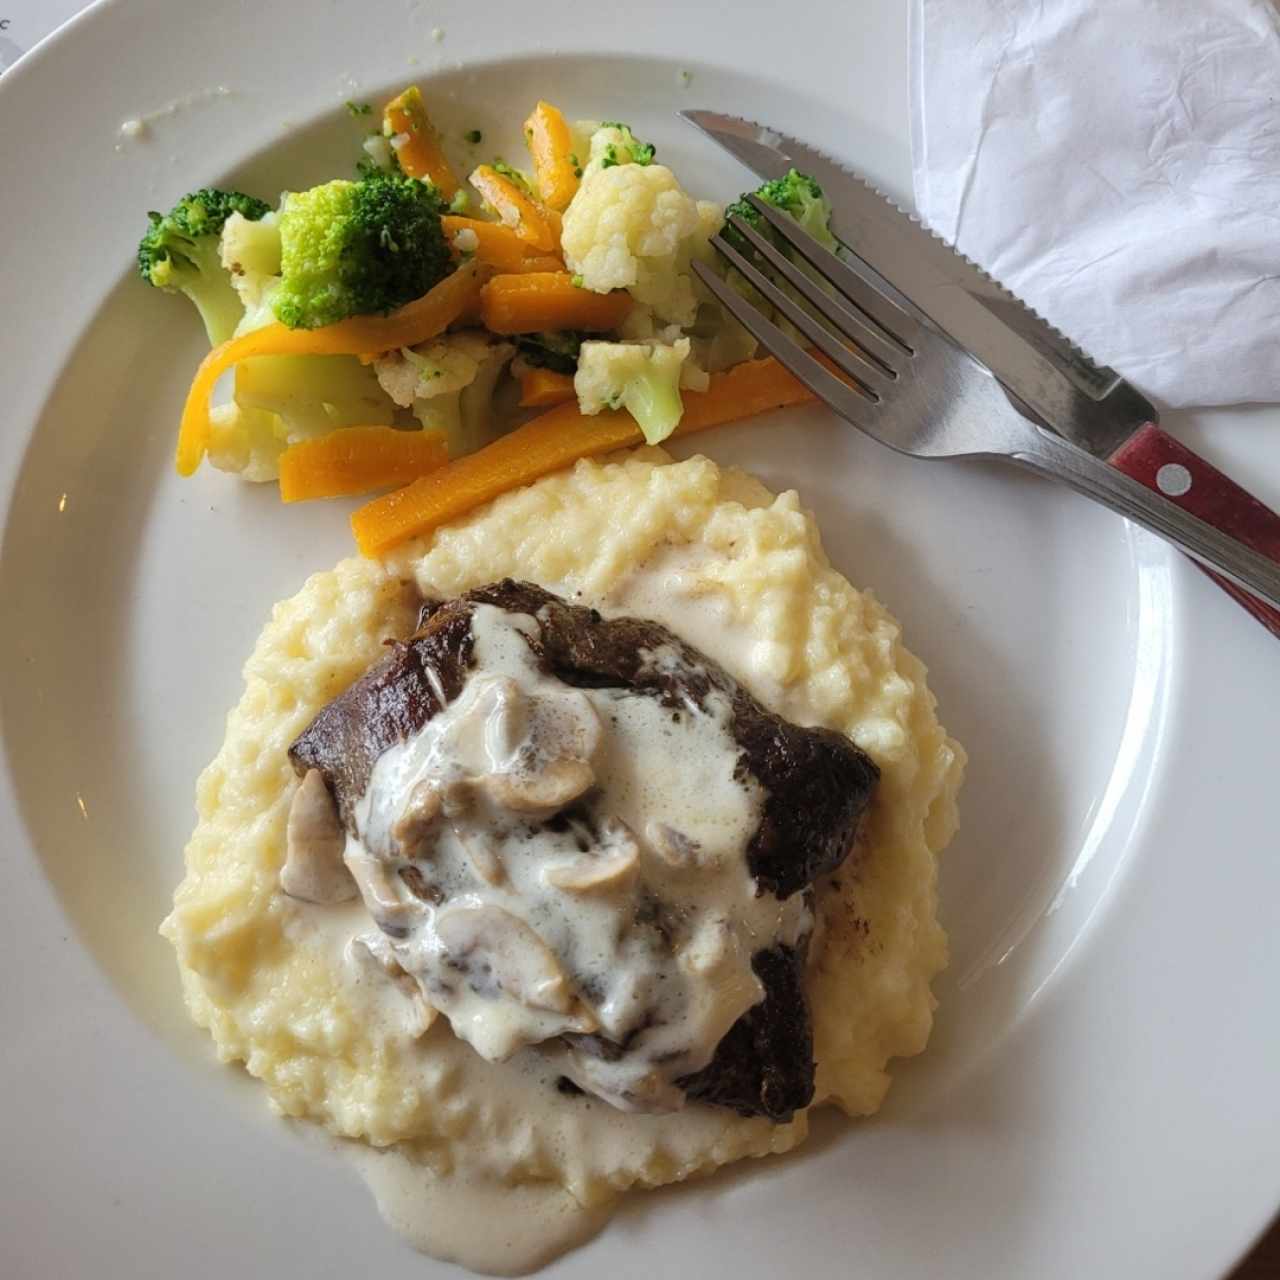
[1108,422,1280,638]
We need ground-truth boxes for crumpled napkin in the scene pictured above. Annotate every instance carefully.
[910,0,1280,408]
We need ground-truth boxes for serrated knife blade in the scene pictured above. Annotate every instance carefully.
[679,109,1157,457]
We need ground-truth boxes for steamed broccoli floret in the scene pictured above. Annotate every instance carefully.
[724,169,837,253]
[596,122,655,168]
[234,353,398,436]
[515,331,586,375]
[272,172,451,330]
[137,188,271,343]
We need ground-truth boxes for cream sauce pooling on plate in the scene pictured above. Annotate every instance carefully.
[342,601,810,1113]
[345,1144,615,1278]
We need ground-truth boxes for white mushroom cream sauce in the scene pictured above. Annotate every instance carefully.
[339,601,808,1112]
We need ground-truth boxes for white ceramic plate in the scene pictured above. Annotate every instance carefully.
[2,1,1278,1276]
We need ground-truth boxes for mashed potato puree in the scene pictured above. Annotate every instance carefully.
[161,449,965,1255]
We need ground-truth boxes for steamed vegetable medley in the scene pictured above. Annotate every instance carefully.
[138,87,838,552]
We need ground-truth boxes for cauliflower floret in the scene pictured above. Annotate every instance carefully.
[373,331,496,407]
[583,123,655,175]
[374,331,515,458]
[574,337,701,444]
[361,134,396,174]
[450,225,480,255]
[206,401,288,482]
[680,352,711,393]
[561,163,722,328]
[220,210,283,331]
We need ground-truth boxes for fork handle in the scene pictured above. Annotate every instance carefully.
[1010,424,1280,624]
[1107,423,1280,639]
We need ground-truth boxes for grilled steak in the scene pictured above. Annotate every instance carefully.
[290,580,879,1121]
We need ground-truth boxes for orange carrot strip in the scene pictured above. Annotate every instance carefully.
[469,165,557,252]
[175,262,483,476]
[479,272,631,335]
[351,357,816,556]
[517,367,577,408]
[524,101,579,211]
[442,216,564,273]
[502,253,568,275]
[383,86,459,197]
[278,426,449,502]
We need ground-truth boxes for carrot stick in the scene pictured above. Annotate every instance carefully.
[517,367,577,408]
[175,262,483,476]
[383,86,459,197]
[278,426,449,502]
[442,216,564,273]
[502,253,570,275]
[350,357,816,556]
[524,101,579,211]
[479,272,632,334]
[469,165,558,252]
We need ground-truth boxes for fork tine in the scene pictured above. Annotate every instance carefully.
[712,227,897,397]
[723,213,904,372]
[745,194,921,350]
[690,259,885,427]
[721,222,901,394]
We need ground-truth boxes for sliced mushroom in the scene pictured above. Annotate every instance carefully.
[434,904,576,1014]
[438,778,473,819]
[545,819,641,893]
[454,829,507,886]
[481,676,530,763]
[620,1070,685,1113]
[560,1052,684,1114]
[545,848,639,893]
[344,844,418,934]
[644,820,703,870]
[280,770,356,904]
[404,992,440,1038]
[481,757,595,815]
[391,779,443,854]
[399,864,443,904]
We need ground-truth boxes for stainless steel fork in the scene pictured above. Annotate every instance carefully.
[692,197,1280,611]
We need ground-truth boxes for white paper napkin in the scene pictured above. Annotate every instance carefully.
[910,0,1280,409]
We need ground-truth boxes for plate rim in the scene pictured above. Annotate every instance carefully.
[1,2,1278,1277]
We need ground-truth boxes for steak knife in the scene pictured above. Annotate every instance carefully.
[681,110,1280,638]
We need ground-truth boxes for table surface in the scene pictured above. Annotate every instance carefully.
[2,2,1278,1277]
[1234,1216,1280,1279]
